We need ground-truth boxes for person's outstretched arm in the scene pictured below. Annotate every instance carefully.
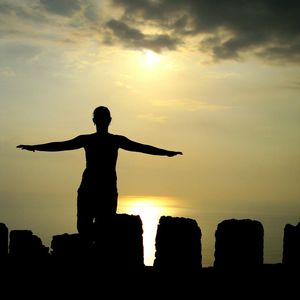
[118,136,183,157]
[17,135,85,152]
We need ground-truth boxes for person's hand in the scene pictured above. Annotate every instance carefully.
[16,145,35,152]
[167,151,183,157]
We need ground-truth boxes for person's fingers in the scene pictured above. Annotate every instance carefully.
[168,151,183,157]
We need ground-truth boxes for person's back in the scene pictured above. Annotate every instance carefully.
[79,132,119,194]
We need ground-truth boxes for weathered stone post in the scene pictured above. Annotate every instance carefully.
[214,219,264,270]
[153,216,202,271]
[282,222,300,269]
[0,223,8,260]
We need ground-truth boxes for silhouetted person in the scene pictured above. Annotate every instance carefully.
[17,106,182,248]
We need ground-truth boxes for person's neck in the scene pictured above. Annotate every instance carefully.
[96,126,109,134]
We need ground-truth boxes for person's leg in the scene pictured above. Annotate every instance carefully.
[93,192,118,266]
[77,191,95,246]
[94,191,118,235]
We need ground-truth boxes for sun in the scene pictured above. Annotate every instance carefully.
[144,50,160,66]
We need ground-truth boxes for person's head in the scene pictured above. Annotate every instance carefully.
[93,106,111,129]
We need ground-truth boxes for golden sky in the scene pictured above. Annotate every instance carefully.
[0,0,300,266]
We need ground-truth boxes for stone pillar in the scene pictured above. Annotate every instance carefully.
[51,233,84,259]
[51,214,144,271]
[0,223,8,260]
[282,222,300,269]
[9,230,49,259]
[109,213,144,270]
[153,216,202,271]
[214,219,264,270]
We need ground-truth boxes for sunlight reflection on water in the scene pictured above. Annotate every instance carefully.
[118,195,181,266]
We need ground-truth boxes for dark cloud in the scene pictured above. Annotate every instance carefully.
[110,0,300,63]
[40,0,81,16]
[0,2,46,24]
[106,19,179,52]
[107,19,144,41]
[0,0,101,42]
[1,0,300,64]
[83,2,101,23]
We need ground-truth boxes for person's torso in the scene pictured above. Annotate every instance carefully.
[79,133,120,191]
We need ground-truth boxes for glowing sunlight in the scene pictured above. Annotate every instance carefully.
[118,196,179,266]
[143,50,160,67]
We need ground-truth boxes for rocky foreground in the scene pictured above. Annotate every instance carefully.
[1,259,297,298]
[0,218,298,298]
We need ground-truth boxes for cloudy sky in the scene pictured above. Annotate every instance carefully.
[1,0,299,266]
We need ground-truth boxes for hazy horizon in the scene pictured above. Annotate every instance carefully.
[1,0,299,267]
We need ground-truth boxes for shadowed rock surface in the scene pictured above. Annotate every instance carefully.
[214,219,264,269]
[153,216,202,271]
[109,213,144,270]
[9,229,49,260]
[282,222,300,269]
[50,213,144,271]
[0,217,298,298]
[0,223,8,260]
[51,232,86,259]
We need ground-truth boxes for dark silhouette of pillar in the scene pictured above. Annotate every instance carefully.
[9,229,49,260]
[0,223,8,260]
[214,219,264,270]
[109,213,144,270]
[282,222,300,269]
[51,214,144,271]
[51,233,85,259]
[153,216,202,271]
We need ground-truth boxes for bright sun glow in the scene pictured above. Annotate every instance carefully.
[118,196,179,266]
[144,50,160,66]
